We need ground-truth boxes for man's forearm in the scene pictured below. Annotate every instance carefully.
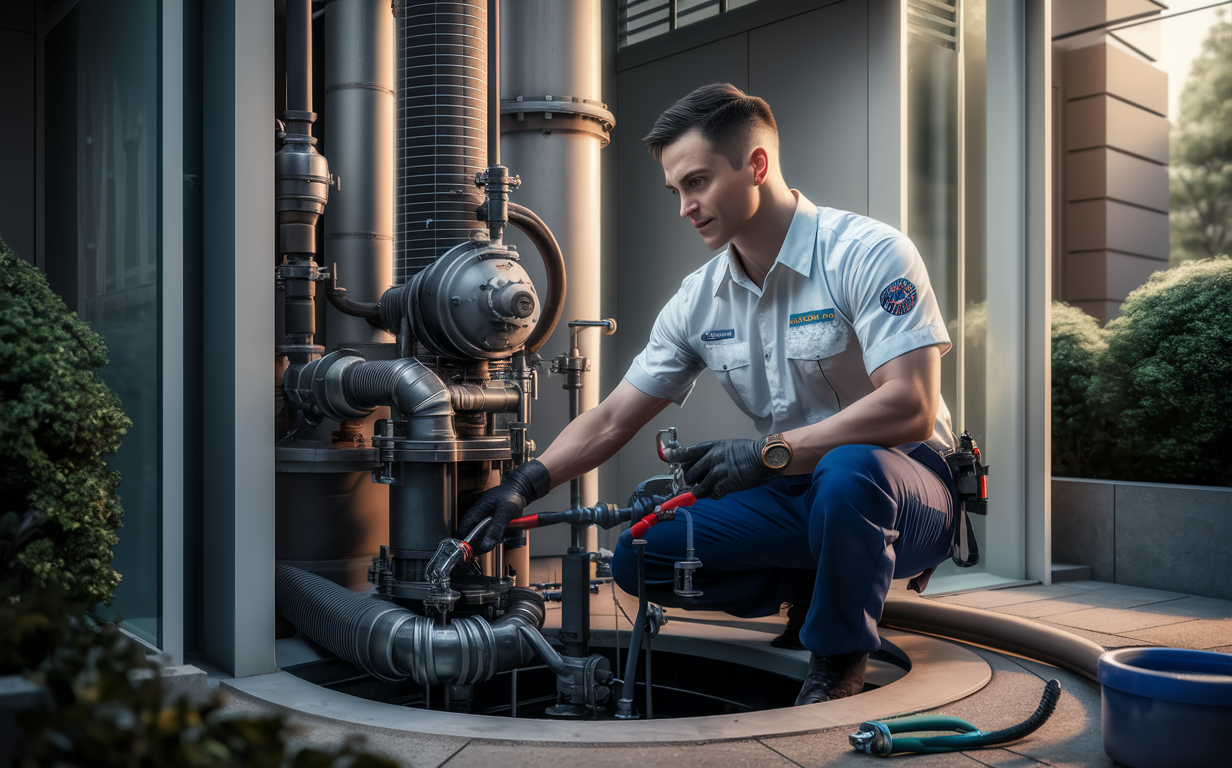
[535,406,632,492]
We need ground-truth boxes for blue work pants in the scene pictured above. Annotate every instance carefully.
[611,444,955,655]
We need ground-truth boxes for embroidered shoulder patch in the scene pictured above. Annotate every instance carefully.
[880,278,917,316]
[701,329,735,342]
[789,309,836,326]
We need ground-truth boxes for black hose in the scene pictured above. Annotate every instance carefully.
[507,202,566,353]
[978,678,1062,744]
[323,284,384,329]
[616,540,649,718]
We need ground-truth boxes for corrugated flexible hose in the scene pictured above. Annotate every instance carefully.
[275,565,552,687]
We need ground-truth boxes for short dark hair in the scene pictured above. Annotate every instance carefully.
[642,83,777,168]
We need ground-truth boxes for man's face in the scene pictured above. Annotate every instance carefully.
[661,130,757,249]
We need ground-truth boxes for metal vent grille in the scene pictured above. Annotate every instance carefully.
[618,0,760,48]
[908,0,958,51]
[394,0,489,284]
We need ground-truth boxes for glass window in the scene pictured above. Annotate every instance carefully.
[909,0,991,584]
[43,0,162,646]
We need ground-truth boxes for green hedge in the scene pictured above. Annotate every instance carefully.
[1052,256,1232,486]
[0,239,128,605]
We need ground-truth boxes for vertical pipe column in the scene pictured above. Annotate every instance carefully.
[324,0,395,347]
[501,0,609,559]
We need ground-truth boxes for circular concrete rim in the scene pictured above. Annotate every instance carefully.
[222,628,991,744]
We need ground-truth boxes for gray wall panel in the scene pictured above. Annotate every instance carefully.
[0,28,35,261]
[749,0,868,215]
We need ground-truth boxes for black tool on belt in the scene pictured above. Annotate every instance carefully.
[942,431,990,567]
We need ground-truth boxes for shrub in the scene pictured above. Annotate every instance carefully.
[0,238,129,605]
[1050,302,1111,478]
[1090,256,1232,486]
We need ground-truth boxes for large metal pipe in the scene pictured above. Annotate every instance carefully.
[500,1,611,554]
[323,0,395,347]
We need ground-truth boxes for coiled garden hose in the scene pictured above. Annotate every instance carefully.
[849,678,1062,757]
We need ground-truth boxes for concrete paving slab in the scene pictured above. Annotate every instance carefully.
[1209,645,1232,653]
[219,688,470,768]
[930,585,1088,609]
[963,747,1049,766]
[1057,580,1117,591]
[981,656,1116,768]
[1125,595,1232,620]
[1042,606,1194,634]
[762,645,1108,768]
[1120,618,1232,649]
[440,740,799,768]
[1034,621,1155,649]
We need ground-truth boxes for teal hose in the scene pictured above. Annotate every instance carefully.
[850,679,1062,757]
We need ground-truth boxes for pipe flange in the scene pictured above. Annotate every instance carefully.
[311,352,371,422]
[500,96,615,129]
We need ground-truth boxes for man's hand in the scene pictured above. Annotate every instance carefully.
[458,460,551,554]
[664,437,780,499]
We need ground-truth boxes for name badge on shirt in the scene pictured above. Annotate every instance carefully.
[789,309,836,326]
[701,329,736,342]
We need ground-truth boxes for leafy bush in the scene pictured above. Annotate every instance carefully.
[2,511,397,768]
[1050,303,1111,479]
[0,238,129,605]
[1090,256,1232,486]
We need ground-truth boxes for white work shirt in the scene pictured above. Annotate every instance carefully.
[625,192,956,455]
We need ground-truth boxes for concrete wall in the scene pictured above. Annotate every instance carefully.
[611,0,872,500]
[1056,40,1169,324]
[1053,477,1232,599]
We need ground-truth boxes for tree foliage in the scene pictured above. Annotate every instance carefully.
[1169,11,1232,265]
[0,238,128,605]
[1091,257,1232,486]
[2,511,398,768]
[1053,258,1232,486]
[1050,303,1111,479]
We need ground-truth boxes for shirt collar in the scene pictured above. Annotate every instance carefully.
[711,191,817,298]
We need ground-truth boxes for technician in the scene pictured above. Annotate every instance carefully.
[461,83,958,706]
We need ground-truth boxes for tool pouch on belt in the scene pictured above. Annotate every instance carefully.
[942,431,990,568]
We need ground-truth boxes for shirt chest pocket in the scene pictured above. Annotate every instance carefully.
[700,341,761,415]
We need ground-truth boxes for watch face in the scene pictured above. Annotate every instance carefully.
[765,445,791,469]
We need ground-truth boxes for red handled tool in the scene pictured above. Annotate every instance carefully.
[628,492,696,539]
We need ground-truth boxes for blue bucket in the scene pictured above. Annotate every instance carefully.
[1098,648,1232,768]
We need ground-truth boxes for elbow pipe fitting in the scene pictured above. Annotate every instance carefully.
[276,565,550,687]
[284,351,455,436]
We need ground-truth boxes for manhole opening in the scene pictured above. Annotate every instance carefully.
[286,645,909,720]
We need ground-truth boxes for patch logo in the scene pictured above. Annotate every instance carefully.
[789,309,836,326]
[701,329,735,342]
[879,278,917,316]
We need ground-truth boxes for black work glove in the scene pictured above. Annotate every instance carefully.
[458,459,551,554]
[664,438,780,500]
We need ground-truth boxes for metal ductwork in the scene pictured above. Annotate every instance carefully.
[395,0,490,283]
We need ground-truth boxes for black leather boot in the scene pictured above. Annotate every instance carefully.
[770,602,809,650]
[793,650,869,705]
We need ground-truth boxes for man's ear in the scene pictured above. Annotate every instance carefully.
[749,146,770,186]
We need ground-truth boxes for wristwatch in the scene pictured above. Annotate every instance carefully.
[760,433,793,472]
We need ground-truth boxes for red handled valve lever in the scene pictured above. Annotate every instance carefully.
[628,492,696,539]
